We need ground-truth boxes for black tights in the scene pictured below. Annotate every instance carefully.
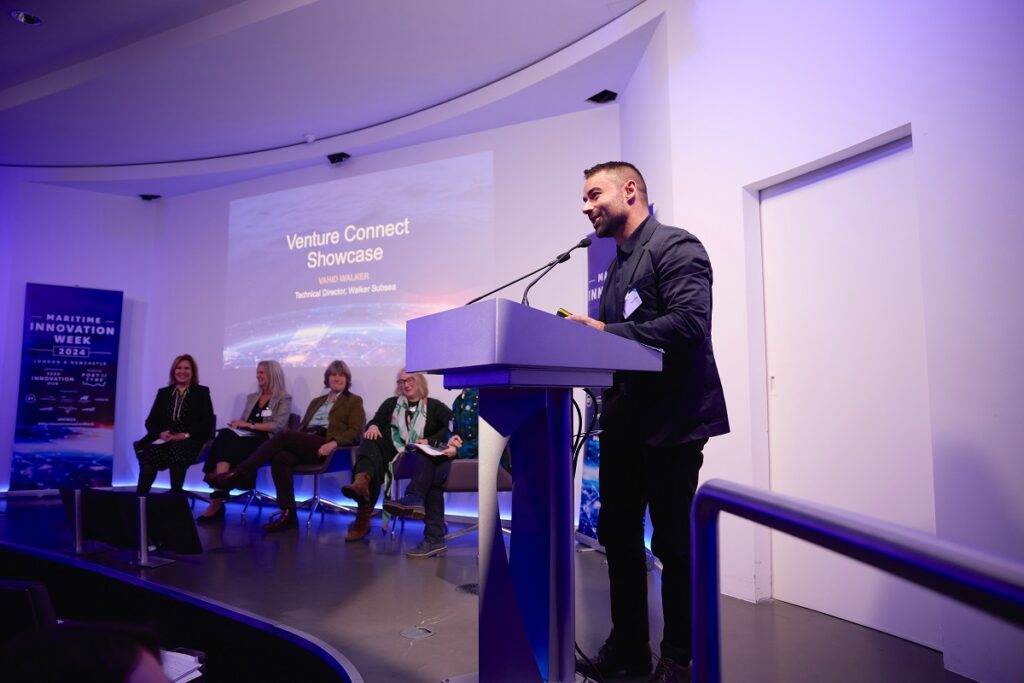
[136,463,188,496]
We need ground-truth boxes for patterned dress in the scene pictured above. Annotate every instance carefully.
[137,385,214,469]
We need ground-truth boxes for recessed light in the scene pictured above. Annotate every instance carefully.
[9,10,43,26]
[587,89,618,104]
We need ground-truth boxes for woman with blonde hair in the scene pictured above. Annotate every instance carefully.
[209,360,365,532]
[197,360,291,523]
[340,368,451,542]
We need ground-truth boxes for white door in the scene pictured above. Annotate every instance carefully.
[760,139,940,648]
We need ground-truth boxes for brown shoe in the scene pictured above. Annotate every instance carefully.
[263,508,298,533]
[345,504,373,542]
[341,472,372,504]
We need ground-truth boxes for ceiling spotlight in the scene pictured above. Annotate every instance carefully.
[302,133,317,144]
[9,10,43,26]
[587,89,618,104]
[139,194,161,202]
[326,152,351,165]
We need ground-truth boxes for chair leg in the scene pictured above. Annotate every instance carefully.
[306,474,321,528]
[444,522,479,541]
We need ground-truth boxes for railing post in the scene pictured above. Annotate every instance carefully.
[138,495,149,564]
[63,488,103,557]
[73,488,84,554]
[130,495,174,568]
[692,490,722,683]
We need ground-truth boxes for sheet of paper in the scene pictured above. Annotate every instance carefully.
[161,650,202,682]
[412,442,447,457]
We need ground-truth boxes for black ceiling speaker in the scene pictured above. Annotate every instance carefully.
[587,89,618,104]
[327,152,351,165]
[139,194,161,201]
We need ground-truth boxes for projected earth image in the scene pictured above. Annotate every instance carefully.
[10,425,114,490]
[223,301,451,369]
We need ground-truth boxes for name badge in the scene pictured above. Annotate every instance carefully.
[623,288,642,319]
[260,408,272,418]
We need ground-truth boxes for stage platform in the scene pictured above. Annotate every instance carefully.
[0,493,967,682]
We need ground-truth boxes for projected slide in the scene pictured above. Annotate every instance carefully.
[224,152,494,368]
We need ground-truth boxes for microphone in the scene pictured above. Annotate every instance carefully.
[465,236,593,306]
[521,237,592,307]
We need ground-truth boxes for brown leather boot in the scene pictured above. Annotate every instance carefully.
[341,472,372,504]
[345,504,373,542]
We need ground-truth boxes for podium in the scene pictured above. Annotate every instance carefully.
[406,299,661,682]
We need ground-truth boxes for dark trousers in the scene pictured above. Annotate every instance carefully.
[203,430,268,473]
[597,428,706,662]
[137,463,187,496]
[406,451,452,542]
[353,437,398,507]
[233,430,325,510]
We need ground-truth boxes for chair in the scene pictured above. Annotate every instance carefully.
[388,451,420,536]
[133,413,217,509]
[0,580,58,645]
[442,459,512,540]
[231,413,303,516]
[389,452,512,539]
[294,446,357,527]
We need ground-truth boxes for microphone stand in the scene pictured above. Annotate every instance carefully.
[521,253,570,307]
[465,237,593,307]
[465,261,558,306]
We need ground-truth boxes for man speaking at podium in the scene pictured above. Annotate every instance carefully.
[569,162,730,683]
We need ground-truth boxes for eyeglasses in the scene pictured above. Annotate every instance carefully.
[396,377,416,386]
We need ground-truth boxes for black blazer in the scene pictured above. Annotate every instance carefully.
[599,217,730,447]
[367,396,452,446]
[141,384,215,447]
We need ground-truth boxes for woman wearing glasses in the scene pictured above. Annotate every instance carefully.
[341,368,451,542]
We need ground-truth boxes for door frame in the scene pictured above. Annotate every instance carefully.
[739,123,914,602]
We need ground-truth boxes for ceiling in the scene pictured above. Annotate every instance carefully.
[0,0,648,169]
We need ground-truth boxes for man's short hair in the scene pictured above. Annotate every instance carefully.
[583,161,648,203]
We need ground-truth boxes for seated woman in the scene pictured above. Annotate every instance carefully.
[196,360,292,523]
[384,387,480,558]
[135,354,214,496]
[208,360,364,532]
[341,369,452,542]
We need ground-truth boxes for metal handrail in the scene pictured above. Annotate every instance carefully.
[691,478,1024,682]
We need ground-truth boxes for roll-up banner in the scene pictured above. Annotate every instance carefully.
[9,283,124,491]
[576,236,615,543]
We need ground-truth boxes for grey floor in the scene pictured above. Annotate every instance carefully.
[0,495,971,682]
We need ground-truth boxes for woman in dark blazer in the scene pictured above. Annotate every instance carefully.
[208,360,365,532]
[340,368,452,542]
[196,360,292,523]
[135,354,215,495]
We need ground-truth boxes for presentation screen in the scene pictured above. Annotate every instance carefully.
[223,152,494,369]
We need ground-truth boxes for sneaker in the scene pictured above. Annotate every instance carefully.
[576,639,652,678]
[383,494,426,519]
[406,539,447,558]
[649,656,691,683]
